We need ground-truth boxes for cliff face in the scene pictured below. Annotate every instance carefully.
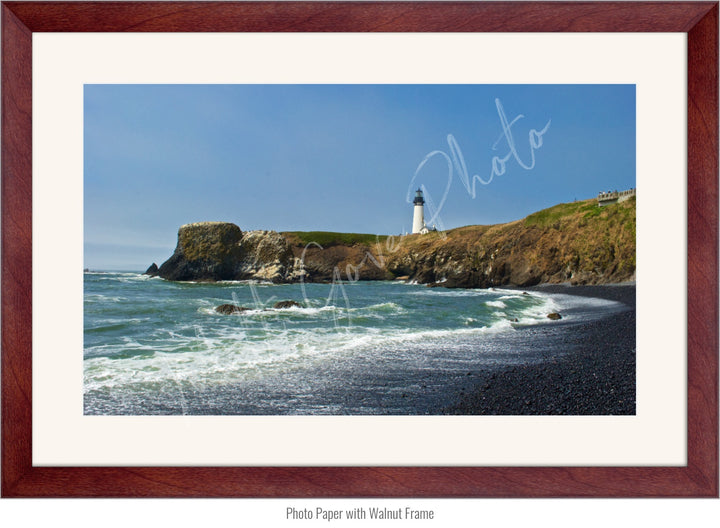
[236,230,303,282]
[383,197,636,288]
[154,197,635,287]
[158,222,244,281]
[281,233,394,283]
[157,223,296,282]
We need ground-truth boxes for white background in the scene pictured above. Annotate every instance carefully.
[2,0,719,525]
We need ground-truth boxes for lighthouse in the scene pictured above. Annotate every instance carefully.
[412,188,428,234]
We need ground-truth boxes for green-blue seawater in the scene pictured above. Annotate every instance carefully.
[84,272,623,415]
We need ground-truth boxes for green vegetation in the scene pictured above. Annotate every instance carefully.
[382,195,635,286]
[524,199,599,228]
[282,231,388,248]
[282,195,635,286]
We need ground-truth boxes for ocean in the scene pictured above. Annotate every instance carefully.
[84,272,626,415]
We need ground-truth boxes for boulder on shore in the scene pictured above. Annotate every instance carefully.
[273,300,302,309]
[547,312,562,320]
[215,304,250,315]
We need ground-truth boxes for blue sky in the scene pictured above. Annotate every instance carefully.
[84,84,635,270]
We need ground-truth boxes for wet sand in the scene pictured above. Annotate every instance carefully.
[444,283,636,415]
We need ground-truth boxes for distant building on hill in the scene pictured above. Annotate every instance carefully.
[597,188,636,207]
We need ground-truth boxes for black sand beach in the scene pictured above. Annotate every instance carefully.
[84,278,636,415]
[445,283,636,415]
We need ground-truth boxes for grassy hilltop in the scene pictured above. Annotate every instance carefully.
[282,197,636,287]
[282,231,389,248]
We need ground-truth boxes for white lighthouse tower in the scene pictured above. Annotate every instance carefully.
[412,188,428,234]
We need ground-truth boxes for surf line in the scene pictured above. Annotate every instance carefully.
[408,97,551,225]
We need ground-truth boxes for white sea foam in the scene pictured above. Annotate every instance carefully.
[407,289,487,297]
[117,276,150,283]
[217,279,275,285]
[84,307,557,393]
[85,294,127,302]
[84,275,628,398]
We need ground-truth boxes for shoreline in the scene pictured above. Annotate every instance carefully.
[84,275,636,415]
[444,283,636,415]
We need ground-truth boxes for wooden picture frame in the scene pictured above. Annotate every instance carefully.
[2,1,717,497]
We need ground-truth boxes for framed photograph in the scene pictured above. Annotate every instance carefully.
[2,1,717,497]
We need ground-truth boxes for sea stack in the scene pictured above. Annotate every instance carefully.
[143,263,159,276]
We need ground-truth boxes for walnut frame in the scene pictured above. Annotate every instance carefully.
[1,2,717,497]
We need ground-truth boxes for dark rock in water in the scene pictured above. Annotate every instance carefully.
[144,263,159,276]
[413,266,436,285]
[547,312,562,320]
[215,304,250,315]
[442,272,481,288]
[430,269,486,289]
[158,222,245,281]
[273,300,302,309]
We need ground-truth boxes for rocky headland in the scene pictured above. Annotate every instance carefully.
[149,197,635,288]
[149,222,303,283]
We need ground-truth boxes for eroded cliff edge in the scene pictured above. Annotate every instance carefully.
[154,222,301,283]
[150,197,635,288]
